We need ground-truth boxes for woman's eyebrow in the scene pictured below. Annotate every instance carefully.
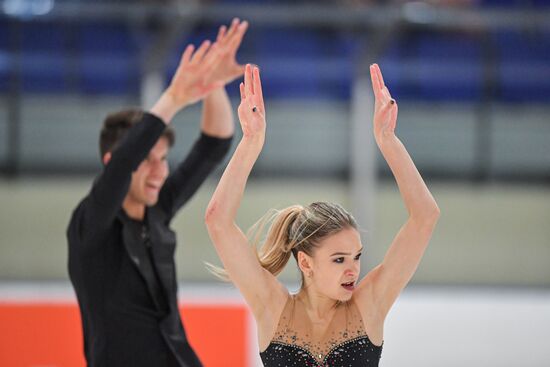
[330,252,351,256]
[330,247,363,257]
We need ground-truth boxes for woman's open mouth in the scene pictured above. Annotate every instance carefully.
[341,281,355,291]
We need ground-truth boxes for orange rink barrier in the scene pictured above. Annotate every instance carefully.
[0,302,249,367]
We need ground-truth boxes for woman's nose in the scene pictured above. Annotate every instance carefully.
[345,268,357,277]
[347,262,360,275]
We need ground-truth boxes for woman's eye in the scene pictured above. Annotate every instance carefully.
[334,257,344,264]
[354,253,362,260]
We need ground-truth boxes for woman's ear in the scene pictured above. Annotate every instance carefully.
[102,152,112,166]
[297,251,313,276]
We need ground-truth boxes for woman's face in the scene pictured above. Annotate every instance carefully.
[306,227,363,302]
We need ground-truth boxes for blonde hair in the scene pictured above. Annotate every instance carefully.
[208,202,357,281]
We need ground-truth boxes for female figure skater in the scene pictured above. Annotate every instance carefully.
[205,64,440,366]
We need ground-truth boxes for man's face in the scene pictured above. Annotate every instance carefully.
[126,137,170,208]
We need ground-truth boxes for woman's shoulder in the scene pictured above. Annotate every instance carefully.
[257,286,291,351]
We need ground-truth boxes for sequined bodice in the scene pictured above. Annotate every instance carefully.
[260,295,383,367]
[261,335,382,367]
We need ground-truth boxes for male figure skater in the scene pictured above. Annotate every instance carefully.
[67,20,248,367]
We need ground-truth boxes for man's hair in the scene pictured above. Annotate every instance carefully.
[99,108,175,159]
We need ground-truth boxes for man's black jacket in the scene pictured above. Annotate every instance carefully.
[67,113,232,367]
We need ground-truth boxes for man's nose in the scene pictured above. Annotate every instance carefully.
[150,160,166,175]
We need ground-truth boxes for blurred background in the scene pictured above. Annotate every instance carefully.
[0,0,549,366]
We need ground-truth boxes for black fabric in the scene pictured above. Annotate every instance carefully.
[67,112,232,367]
[260,335,382,367]
[136,219,170,314]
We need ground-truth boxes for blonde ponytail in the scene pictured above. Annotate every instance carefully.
[254,205,303,276]
[207,202,357,282]
[206,205,304,281]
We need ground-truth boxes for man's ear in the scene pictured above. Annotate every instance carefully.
[102,152,112,166]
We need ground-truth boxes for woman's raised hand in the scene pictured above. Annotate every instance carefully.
[370,63,398,140]
[238,64,266,140]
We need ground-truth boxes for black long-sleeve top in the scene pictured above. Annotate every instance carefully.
[67,113,232,367]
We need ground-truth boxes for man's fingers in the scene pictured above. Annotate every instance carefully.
[225,18,240,41]
[181,44,195,65]
[191,40,211,64]
[227,21,248,56]
[232,21,248,44]
[217,25,227,43]
[218,18,239,47]
[199,43,221,74]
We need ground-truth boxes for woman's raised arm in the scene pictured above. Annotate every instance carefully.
[357,64,440,318]
[204,65,287,329]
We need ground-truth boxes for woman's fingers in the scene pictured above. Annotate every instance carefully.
[375,63,386,89]
[240,82,246,101]
[369,64,381,96]
[379,99,392,114]
[370,63,392,105]
[370,63,389,99]
[376,96,396,121]
[390,100,398,123]
[382,86,392,102]
[244,64,254,96]
[241,65,263,115]
[370,63,397,133]
[252,66,264,111]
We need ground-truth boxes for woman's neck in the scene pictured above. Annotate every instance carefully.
[297,288,340,322]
